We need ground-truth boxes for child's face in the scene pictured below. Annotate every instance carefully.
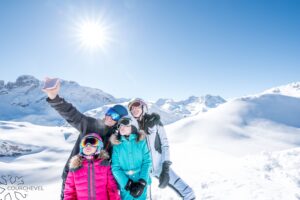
[119,125,132,136]
[83,145,97,156]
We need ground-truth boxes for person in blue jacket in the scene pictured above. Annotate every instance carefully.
[110,116,152,200]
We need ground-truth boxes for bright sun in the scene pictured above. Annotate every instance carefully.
[75,19,111,52]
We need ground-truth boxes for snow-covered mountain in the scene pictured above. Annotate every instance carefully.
[167,93,300,155]
[0,75,124,126]
[1,81,300,199]
[0,75,226,126]
[84,95,226,125]
[169,81,300,155]
[263,82,300,98]
[155,95,226,114]
[150,95,226,124]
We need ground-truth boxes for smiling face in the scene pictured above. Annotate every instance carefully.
[119,124,132,136]
[130,105,143,119]
[83,145,97,156]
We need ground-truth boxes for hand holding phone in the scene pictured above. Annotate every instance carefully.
[43,78,59,90]
[42,77,61,100]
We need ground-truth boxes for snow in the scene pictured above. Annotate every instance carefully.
[0,80,300,199]
[1,119,299,200]
[263,82,300,98]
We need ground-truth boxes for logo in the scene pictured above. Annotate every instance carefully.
[0,175,44,200]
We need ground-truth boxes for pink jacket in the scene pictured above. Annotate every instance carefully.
[64,152,121,200]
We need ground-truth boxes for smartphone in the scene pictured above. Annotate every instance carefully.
[43,78,59,90]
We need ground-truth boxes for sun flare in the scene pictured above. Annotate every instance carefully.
[75,19,112,52]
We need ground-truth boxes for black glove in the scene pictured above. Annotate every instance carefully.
[125,179,134,191]
[159,161,172,188]
[129,179,147,198]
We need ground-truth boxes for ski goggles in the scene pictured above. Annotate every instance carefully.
[80,136,102,148]
[105,108,121,121]
[117,117,132,129]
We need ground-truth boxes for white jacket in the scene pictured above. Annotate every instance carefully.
[138,113,171,176]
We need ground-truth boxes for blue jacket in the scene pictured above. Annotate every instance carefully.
[111,129,152,199]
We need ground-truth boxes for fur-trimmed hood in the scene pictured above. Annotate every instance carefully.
[137,113,163,132]
[144,113,162,127]
[69,150,110,170]
[109,125,146,145]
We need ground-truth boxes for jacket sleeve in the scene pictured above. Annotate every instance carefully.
[46,95,105,135]
[63,171,77,200]
[111,146,129,189]
[157,125,171,162]
[107,166,121,200]
[139,140,152,183]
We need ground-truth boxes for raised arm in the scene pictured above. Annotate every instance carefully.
[43,78,104,134]
[47,95,91,132]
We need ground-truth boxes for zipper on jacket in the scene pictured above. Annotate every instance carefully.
[92,161,96,200]
[88,161,91,200]
[127,139,134,170]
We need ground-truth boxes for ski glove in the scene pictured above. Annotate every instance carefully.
[129,179,147,198]
[125,179,134,191]
[159,161,172,188]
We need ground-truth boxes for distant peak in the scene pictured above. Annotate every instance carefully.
[2,75,41,90]
[155,98,174,105]
[187,96,199,101]
[16,75,39,83]
[15,75,40,87]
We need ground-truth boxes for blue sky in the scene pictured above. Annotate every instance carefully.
[0,0,299,101]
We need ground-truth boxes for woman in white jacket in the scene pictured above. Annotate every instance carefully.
[128,98,196,200]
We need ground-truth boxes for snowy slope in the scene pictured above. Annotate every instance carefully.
[154,90,300,199]
[0,121,78,199]
[1,82,300,199]
[167,93,300,156]
[0,118,299,200]
[263,82,300,98]
[150,144,300,200]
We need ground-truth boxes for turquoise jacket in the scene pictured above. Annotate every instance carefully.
[111,131,152,200]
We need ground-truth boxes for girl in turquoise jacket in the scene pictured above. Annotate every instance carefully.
[110,116,152,200]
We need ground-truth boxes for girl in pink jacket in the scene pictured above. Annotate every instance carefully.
[64,133,121,200]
